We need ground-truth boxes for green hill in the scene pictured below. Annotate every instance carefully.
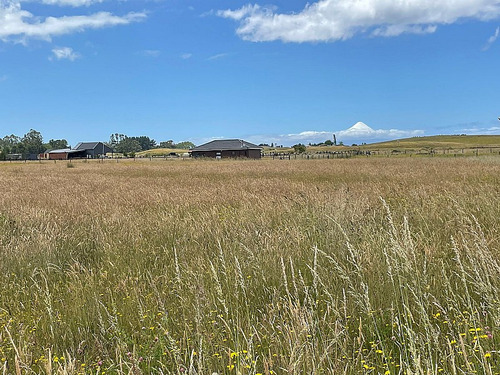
[359,135,500,150]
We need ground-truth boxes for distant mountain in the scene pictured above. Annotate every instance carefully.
[335,122,424,144]
[344,122,374,133]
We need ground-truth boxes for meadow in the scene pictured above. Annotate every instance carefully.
[261,135,500,156]
[0,157,499,374]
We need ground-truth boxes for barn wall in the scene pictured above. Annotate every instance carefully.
[248,149,262,159]
[191,151,217,158]
[48,153,68,160]
[89,144,113,158]
[191,149,262,159]
[221,150,245,158]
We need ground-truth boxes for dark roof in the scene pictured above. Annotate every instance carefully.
[74,142,109,150]
[191,139,262,152]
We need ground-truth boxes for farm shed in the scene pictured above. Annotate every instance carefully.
[6,154,23,160]
[7,153,39,160]
[74,142,113,158]
[46,148,87,160]
[190,139,262,159]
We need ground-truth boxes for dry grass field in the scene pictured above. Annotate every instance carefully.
[0,157,499,374]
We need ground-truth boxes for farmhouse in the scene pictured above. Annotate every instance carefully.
[73,142,114,158]
[190,139,262,159]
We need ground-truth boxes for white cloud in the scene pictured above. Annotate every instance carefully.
[0,74,7,82]
[218,0,500,42]
[483,26,500,50]
[208,52,229,60]
[0,1,146,43]
[218,4,263,21]
[181,52,192,59]
[488,27,500,43]
[460,125,500,134]
[139,49,160,57]
[50,46,80,60]
[38,0,104,6]
[253,130,333,145]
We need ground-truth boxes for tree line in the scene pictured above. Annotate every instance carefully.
[0,129,69,160]
[108,134,195,156]
[0,129,196,160]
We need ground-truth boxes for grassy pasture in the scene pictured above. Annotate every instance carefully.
[263,135,500,155]
[0,157,499,374]
[135,149,190,158]
[363,135,500,150]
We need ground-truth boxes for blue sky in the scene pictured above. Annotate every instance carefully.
[0,0,499,146]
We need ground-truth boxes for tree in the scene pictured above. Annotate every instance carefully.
[115,137,142,156]
[1,134,23,158]
[2,134,21,148]
[292,143,307,153]
[129,136,156,151]
[159,140,174,149]
[175,141,195,149]
[22,129,44,155]
[1,134,21,154]
[324,140,333,146]
[109,133,126,148]
[45,139,69,150]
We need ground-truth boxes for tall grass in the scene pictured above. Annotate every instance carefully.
[0,157,499,374]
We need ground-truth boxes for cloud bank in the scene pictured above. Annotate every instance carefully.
[460,125,500,134]
[0,1,146,43]
[242,123,424,146]
[218,0,500,42]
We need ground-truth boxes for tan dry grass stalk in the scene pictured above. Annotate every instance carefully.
[0,157,499,374]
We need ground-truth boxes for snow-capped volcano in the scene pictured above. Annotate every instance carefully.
[345,122,374,133]
[334,122,424,144]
